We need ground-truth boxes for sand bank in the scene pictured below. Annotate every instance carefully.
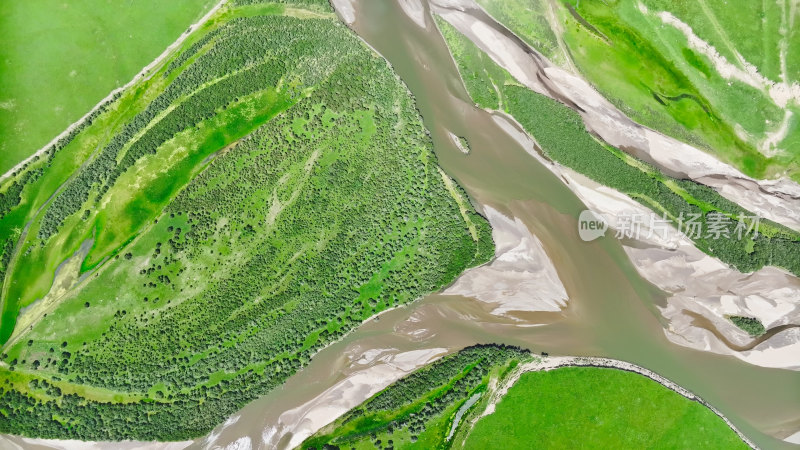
[262,347,447,449]
[330,0,355,24]
[430,0,800,233]
[0,437,190,450]
[444,206,568,315]
[628,243,800,371]
[491,109,800,370]
[398,0,427,28]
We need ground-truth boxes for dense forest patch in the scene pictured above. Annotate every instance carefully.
[0,0,491,441]
[303,345,530,449]
[436,17,800,278]
[303,349,747,449]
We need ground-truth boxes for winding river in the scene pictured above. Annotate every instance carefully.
[189,1,800,449]
[5,1,799,449]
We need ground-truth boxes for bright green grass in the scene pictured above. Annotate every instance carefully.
[465,367,747,449]
[0,0,217,175]
[436,7,800,279]
[0,0,493,440]
[473,0,564,66]
[558,0,798,180]
[302,346,529,449]
[0,3,306,343]
[640,0,786,84]
[303,353,748,450]
[462,0,799,181]
[435,17,514,110]
[0,3,302,344]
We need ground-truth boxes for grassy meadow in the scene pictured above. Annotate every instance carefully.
[303,349,747,449]
[0,0,492,440]
[465,367,748,449]
[0,0,216,175]
[469,0,800,181]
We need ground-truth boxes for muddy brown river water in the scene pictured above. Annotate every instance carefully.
[187,1,799,449]
[4,1,798,449]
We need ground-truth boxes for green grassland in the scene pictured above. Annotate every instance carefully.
[0,0,493,441]
[303,345,530,449]
[465,367,748,449]
[436,17,800,279]
[473,0,800,182]
[303,348,746,449]
[0,0,218,176]
[436,16,513,111]
[473,0,564,67]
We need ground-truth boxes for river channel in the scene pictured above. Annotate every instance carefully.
[6,1,798,449]
[189,1,800,449]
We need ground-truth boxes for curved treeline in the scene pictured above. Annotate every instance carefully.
[37,14,327,242]
[503,86,800,276]
[436,17,800,278]
[0,0,492,441]
[303,344,530,449]
[303,348,749,450]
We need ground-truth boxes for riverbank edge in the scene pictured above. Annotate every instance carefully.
[482,355,759,450]
[0,0,230,184]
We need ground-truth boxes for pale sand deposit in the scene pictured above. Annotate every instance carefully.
[444,206,567,315]
[0,438,190,450]
[561,165,800,370]
[447,131,470,154]
[429,0,800,233]
[262,347,447,449]
[628,244,800,371]
[330,0,356,24]
[785,430,800,445]
[398,0,427,28]
[492,111,800,370]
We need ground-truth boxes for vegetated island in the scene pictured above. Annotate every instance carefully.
[0,0,492,441]
[435,14,800,279]
[303,346,753,449]
[729,316,767,337]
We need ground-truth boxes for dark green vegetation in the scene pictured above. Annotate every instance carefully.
[303,345,530,449]
[504,87,800,275]
[465,367,748,449]
[474,0,563,66]
[475,0,800,181]
[436,17,800,278]
[303,349,747,450]
[452,135,471,154]
[436,16,511,111]
[0,0,217,175]
[729,316,766,337]
[0,0,492,440]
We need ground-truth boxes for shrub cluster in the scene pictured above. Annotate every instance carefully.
[0,6,492,441]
